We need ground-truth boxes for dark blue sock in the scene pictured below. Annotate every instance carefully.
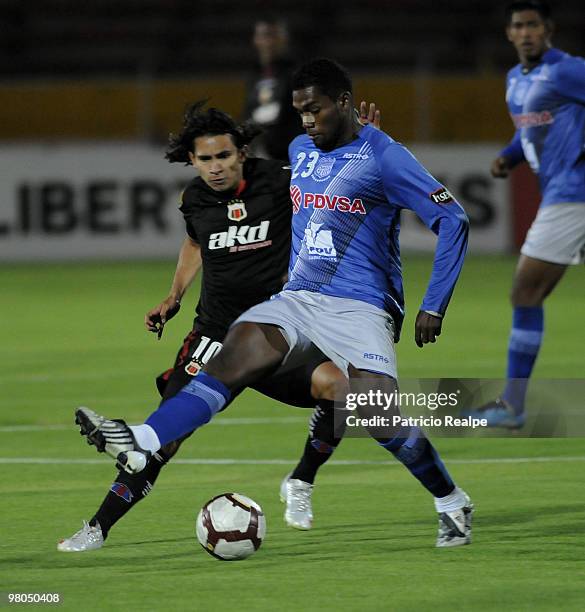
[502,306,543,414]
[379,427,454,498]
[145,372,230,447]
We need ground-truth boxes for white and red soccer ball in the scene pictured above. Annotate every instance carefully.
[196,493,266,560]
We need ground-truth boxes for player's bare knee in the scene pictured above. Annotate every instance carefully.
[512,256,567,306]
[310,362,348,401]
[511,278,548,306]
[204,322,286,388]
[204,350,246,387]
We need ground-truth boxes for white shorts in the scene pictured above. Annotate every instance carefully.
[233,290,397,378]
[521,203,585,265]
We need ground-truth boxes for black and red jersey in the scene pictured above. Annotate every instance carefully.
[180,158,292,336]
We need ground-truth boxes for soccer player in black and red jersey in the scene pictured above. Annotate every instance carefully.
[58,101,378,551]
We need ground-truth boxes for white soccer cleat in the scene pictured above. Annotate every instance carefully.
[57,521,104,552]
[75,407,150,474]
[282,476,314,530]
[436,492,474,548]
[279,472,291,503]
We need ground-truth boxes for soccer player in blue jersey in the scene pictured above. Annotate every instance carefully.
[463,1,585,428]
[77,58,473,547]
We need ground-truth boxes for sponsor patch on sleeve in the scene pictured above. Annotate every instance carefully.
[429,187,454,204]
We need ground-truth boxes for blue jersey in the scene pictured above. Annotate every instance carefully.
[285,124,469,334]
[500,48,585,206]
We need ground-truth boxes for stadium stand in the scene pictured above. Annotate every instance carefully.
[0,0,582,78]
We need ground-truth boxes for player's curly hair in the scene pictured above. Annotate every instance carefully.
[292,58,352,102]
[505,1,551,23]
[165,100,261,165]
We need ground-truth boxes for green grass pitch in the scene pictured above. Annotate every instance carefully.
[1,256,584,611]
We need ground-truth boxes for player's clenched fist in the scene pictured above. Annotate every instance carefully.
[490,156,510,178]
[414,310,442,348]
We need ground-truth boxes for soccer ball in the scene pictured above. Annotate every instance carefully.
[196,493,266,560]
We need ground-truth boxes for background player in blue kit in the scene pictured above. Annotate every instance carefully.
[76,58,473,547]
[464,1,585,428]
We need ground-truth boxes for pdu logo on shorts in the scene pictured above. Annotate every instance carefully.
[289,186,366,215]
[304,222,337,258]
[429,188,454,204]
[363,352,390,363]
[226,199,247,222]
[208,221,271,251]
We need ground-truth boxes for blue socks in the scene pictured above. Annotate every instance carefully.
[502,306,543,414]
[379,427,455,498]
[145,372,230,447]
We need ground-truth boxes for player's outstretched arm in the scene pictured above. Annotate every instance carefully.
[145,237,202,338]
[379,145,469,346]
